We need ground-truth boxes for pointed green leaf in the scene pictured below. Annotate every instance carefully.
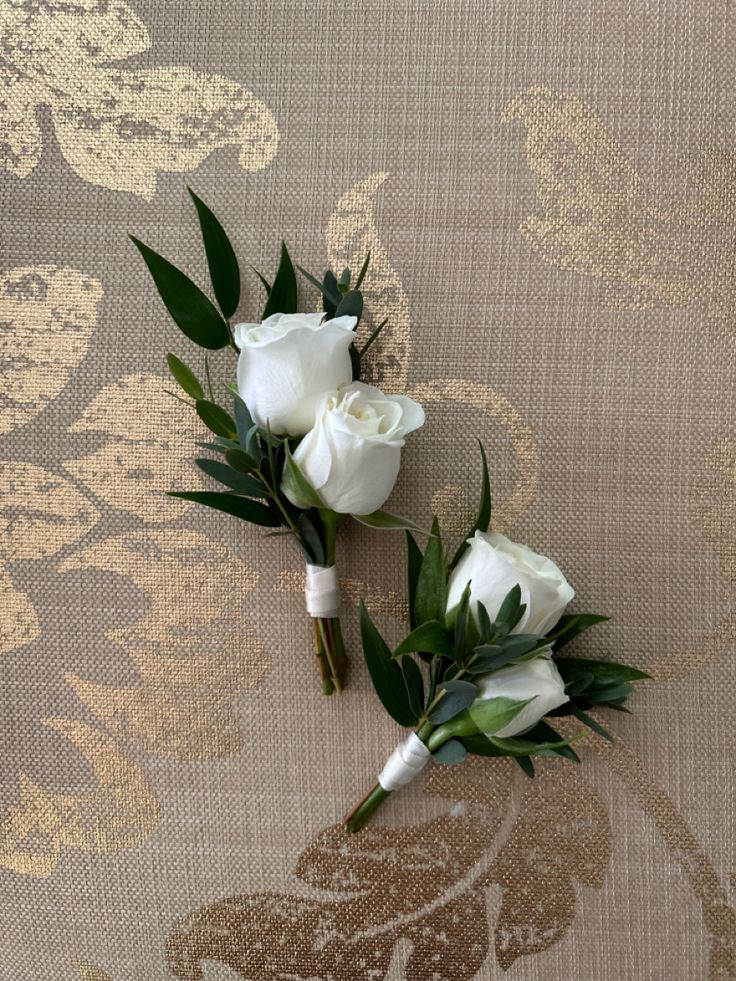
[467,695,534,735]
[262,242,297,319]
[406,532,423,630]
[168,491,280,526]
[359,602,417,726]
[354,251,371,289]
[296,513,325,566]
[188,188,240,318]
[322,270,340,317]
[352,510,423,532]
[359,317,389,357]
[400,656,425,717]
[515,755,535,777]
[224,448,259,474]
[495,584,524,630]
[555,655,650,684]
[450,440,491,567]
[194,458,265,497]
[489,732,585,757]
[130,236,230,349]
[233,396,259,457]
[393,620,455,659]
[568,705,613,741]
[546,613,609,649]
[166,353,203,400]
[415,517,446,625]
[282,443,323,509]
[196,400,237,438]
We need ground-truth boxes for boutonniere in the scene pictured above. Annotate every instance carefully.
[344,446,649,831]
[131,191,424,694]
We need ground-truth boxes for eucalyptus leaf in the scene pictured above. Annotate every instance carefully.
[296,265,340,309]
[169,491,280,526]
[555,655,650,684]
[188,188,240,318]
[233,396,259,458]
[262,241,297,319]
[546,613,609,650]
[194,458,265,497]
[428,679,479,724]
[432,739,466,765]
[224,447,260,475]
[359,602,418,727]
[322,271,340,317]
[130,236,230,349]
[354,251,371,289]
[335,289,363,322]
[166,353,203,400]
[359,317,389,357]
[494,584,524,631]
[196,400,237,438]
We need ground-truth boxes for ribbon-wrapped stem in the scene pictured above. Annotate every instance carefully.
[306,512,348,695]
[343,727,437,832]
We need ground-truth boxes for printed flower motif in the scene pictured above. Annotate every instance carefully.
[0,0,278,197]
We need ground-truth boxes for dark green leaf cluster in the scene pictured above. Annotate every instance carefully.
[130,190,405,562]
[359,445,649,778]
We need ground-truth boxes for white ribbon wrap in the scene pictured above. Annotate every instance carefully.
[377,732,432,792]
[305,564,341,618]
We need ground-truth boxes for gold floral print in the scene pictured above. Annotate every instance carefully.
[0,0,278,196]
[0,265,102,436]
[504,86,736,319]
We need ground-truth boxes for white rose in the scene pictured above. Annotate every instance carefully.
[282,382,425,515]
[474,655,569,736]
[447,531,574,636]
[234,312,356,436]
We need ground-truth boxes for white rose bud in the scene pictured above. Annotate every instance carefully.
[282,382,425,515]
[447,531,574,636]
[474,655,569,737]
[234,312,356,436]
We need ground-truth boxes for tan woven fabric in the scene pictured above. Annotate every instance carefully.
[1,1,734,978]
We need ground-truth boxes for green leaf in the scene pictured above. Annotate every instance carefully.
[555,656,650,684]
[498,633,543,658]
[546,613,609,649]
[460,732,507,757]
[359,602,417,727]
[350,343,361,381]
[224,447,259,474]
[568,705,613,741]
[196,441,226,454]
[450,440,491,567]
[428,680,479,724]
[393,620,455,660]
[166,353,203,400]
[415,517,446,625]
[168,491,280,526]
[400,656,425,718]
[359,317,389,357]
[196,400,237,438]
[585,682,634,704]
[251,266,271,295]
[188,188,240,318]
[467,695,533,735]
[130,236,230,349]
[475,601,493,642]
[296,513,325,566]
[296,265,340,309]
[335,289,363,322]
[432,739,466,765]
[282,443,323,508]
[515,755,535,777]
[494,584,525,631]
[322,271,340,317]
[523,720,581,761]
[194,458,265,497]
[233,396,259,458]
[488,733,584,757]
[352,510,423,532]
[406,532,423,631]
[262,241,297,319]
[354,251,371,289]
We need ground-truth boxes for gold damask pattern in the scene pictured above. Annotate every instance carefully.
[0,0,278,196]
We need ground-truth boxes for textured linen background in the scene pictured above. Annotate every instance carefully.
[1,1,734,979]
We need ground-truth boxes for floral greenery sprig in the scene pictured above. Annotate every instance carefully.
[344,446,649,831]
[130,190,424,695]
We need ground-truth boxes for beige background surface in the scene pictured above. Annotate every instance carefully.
[1,1,734,978]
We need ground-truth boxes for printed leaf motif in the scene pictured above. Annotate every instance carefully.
[0,1,278,197]
[60,531,269,760]
[0,563,39,655]
[504,86,736,319]
[64,372,204,523]
[166,758,612,979]
[326,173,410,390]
[0,462,99,560]
[0,719,159,877]
[0,266,102,435]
